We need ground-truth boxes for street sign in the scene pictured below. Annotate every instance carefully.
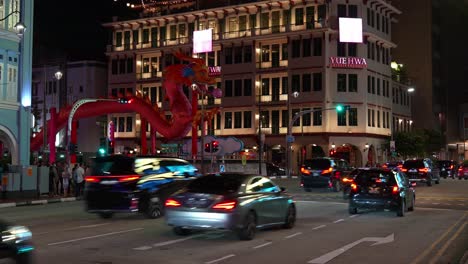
[219,164,225,172]
[241,155,247,166]
[286,135,295,143]
[390,140,396,152]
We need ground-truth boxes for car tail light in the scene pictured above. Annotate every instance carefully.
[418,168,429,173]
[351,183,358,191]
[375,179,382,183]
[301,167,311,175]
[118,175,141,182]
[401,168,408,172]
[342,177,353,183]
[322,167,333,175]
[85,176,100,183]
[212,200,237,211]
[397,164,403,169]
[392,185,399,195]
[165,199,181,207]
[450,165,454,169]
[334,171,341,179]
[382,164,388,168]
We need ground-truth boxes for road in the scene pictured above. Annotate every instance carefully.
[0,178,466,264]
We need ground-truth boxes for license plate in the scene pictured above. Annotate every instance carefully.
[368,187,380,194]
[100,180,118,185]
[409,169,417,173]
[313,172,319,177]
[441,168,445,171]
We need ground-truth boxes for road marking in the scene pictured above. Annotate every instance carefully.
[48,228,143,246]
[134,246,152,251]
[411,212,467,264]
[285,232,302,239]
[205,254,235,264]
[432,203,440,205]
[308,234,394,264]
[349,215,359,218]
[430,221,468,264]
[152,234,204,247]
[253,242,272,249]
[36,223,111,235]
[312,225,326,230]
[333,219,344,224]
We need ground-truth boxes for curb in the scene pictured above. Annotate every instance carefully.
[0,197,77,209]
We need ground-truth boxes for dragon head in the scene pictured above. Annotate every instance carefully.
[174,52,216,86]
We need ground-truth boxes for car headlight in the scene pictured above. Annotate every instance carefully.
[2,226,32,243]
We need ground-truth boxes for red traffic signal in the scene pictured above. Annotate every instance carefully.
[211,141,219,152]
[204,143,211,152]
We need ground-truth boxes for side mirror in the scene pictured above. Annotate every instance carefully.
[280,187,286,192]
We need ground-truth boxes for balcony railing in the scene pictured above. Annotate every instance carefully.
[136,71,163,80]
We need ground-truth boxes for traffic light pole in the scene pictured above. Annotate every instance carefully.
[286,106,349,178]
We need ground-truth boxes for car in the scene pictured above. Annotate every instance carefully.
[300,157,352,192]
[348,168,416,217]
[456,162,468,180]
[265,162,286,177]
[381,161,403,170]
[0,220,34,264]
[342,168,364,199]
[84,155,199,219]
[401,159,440,186]
[164,173,296,240]
[437,160,456,179]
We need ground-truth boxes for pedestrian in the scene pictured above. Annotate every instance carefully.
[56,162,64,196]
[74,163,85,198]
[62,164,72,197]
[71,164,78,195]
[49,162,59,196]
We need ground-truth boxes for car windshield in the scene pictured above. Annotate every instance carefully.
[186,174,247,195]
[303,159,331,170]
[354,171,396,187]
[403,160,425,169]
[91,156,135,176]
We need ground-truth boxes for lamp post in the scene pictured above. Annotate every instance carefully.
[191,84,206,175]
[285,91,299,178]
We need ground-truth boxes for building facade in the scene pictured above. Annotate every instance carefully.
[0,0,33,166]
[31,61,108,161]
[104,0,412,171]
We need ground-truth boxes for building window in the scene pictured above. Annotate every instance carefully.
[368,109,371,127]
[377,79,380,95]
[261,45,270,62]
[348,5,358,18]
[244,45,252,63]
[348,74,357,92]
[169,25,177,40]
[142,28,149,43]
[112,59,118,74]
[303,108,311,126]
[292,39,300,58]
[313,108,322,126]
[127,58,134,73]
[348,43,357,57]
[302,74,311,92]
[349,108,358,126]
[337,42,346,57]
[282,77,288,94]
[313,73,322,91]
[295,8,304,25]
[377,110,381,128]
[292,109,300,127]
[306,6,315,29]
[372,77,375,94]
[126,117,133,132]
[337,74,347,92]
[262,78,270,95]
[225,80,233,97]
[367,75,371,93]
[244,111,252,128]
[118,117,125,132]
[337,111,346,126]
[302,38,311,57]
[313,38,322,56]
[229,17,237,32]
[372,110,375,127]
[261,13,269,29]
[337,4,347,17]
[234,80,242,96]
[116,32,122,47]
[224,112,232,129]
[282,43,288,60]
[292,74,300,93]
[239,16,247,31]
[234,46,243,64]
[244,79,252,96]
[224,47,232,64]
[234,112,242,128]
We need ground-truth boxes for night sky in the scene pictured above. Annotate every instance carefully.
[33,0,137,64]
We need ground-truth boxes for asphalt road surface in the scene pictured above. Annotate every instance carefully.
[0,178,466,264]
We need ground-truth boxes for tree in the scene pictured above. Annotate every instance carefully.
[392,131,426,158]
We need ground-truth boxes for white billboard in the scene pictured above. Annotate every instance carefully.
[339,17,363,43]
[193,28,213,53]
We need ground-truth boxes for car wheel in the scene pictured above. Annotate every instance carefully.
[145,200,163,219]
[408,195,415,211]
[397,200,405,217]
[282,205,296,229]
[348,204,358,215]
[435,179,440,184]
[237,212,256,240]
[98,212,114,219]
[173,227,191,236]
[333,181,341,192]
[426,179,432,186]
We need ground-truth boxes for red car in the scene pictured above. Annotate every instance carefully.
[457,163,468,180]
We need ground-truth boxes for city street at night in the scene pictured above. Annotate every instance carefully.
[1,178,466,264]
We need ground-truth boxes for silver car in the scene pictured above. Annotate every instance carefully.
[164,173,296,240]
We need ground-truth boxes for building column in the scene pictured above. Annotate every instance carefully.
[48,107,57,164]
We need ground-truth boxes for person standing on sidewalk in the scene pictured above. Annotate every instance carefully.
[74,163,85,198]
[49,163,59,196]
[62,164,72,197]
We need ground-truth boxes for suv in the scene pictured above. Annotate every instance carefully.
[457,162,468,180]
[402,159,440,186]
[300,157,352,192]
[84,155,199,219]
[348,168,415,217]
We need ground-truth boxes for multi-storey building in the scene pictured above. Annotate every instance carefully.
[104,0,411,171]
[0,0,33,166]
[31,61,108,159]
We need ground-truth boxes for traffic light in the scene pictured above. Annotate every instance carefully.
[98,147,106,156]
[336,105,351,112]
[211,141,219,152]
[98,137,108,156]
[204,143,211,152]
[329,149,336,156]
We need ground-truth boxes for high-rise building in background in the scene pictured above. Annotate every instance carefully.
[104,0,411,171]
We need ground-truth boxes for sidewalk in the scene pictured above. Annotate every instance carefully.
[0,196,77,209]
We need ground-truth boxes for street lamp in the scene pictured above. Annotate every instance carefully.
[192,84,206,174]
[285,90,299,178]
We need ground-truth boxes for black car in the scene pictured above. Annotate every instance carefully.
[0,221,34,263]
[84,155,199,219]
[348,168,415,217]
[437,160,456,179]
[402,159,440,186]
[341,168,364,199]
[300,157,352,192]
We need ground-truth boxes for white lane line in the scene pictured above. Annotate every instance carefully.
[205,254,236,264]
[312,225,326,230]
[36,223,111,235]
[285,232,302,239]
[134,246,152,251]
[48,228,143,246]
[333,219,344,224]
[432,203,440,205]
[349,215,359,218]
[253,242,272,249]
[152,234,204,247]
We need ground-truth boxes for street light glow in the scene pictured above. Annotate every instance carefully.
[407,87,415,93]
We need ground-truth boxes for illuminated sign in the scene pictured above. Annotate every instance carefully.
[329,57,367,69]
[339,17,363,43]
[208,66,221,76]
[193,28,213,53]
